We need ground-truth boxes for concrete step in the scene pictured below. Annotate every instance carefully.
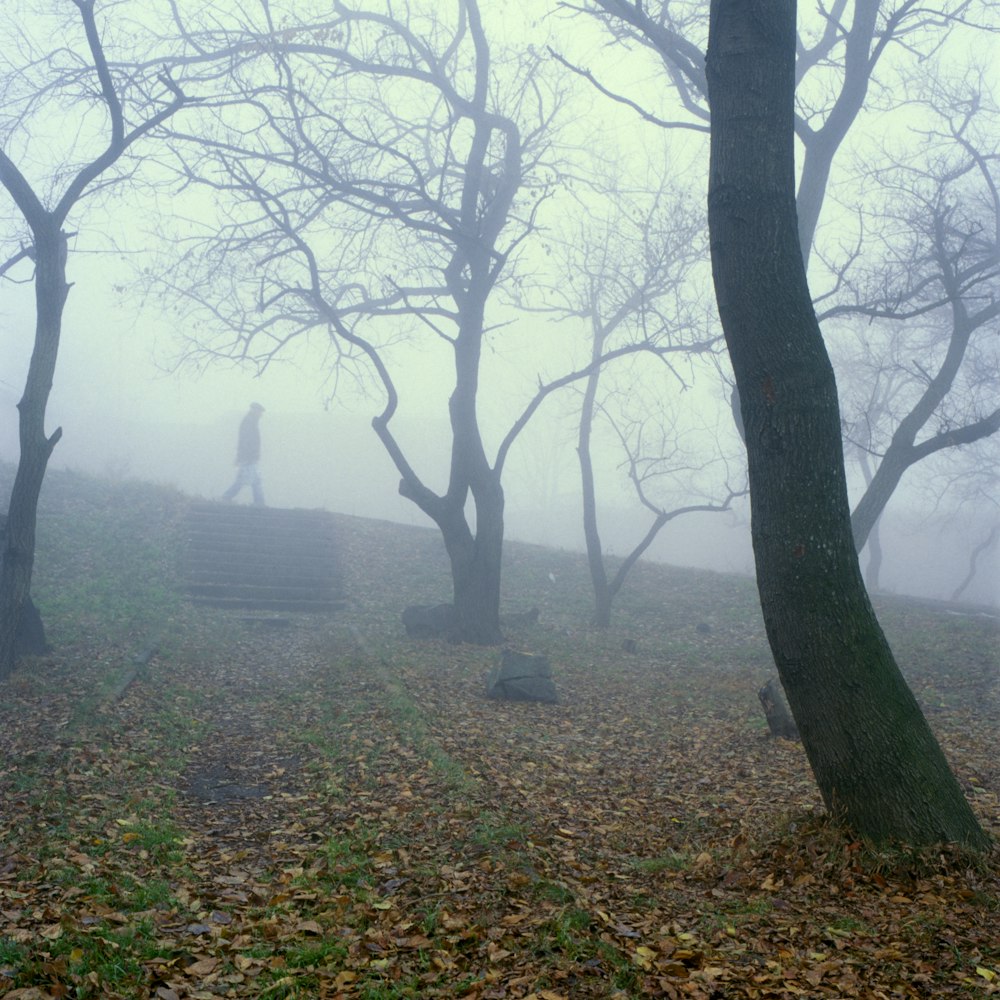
[181,501,344,612]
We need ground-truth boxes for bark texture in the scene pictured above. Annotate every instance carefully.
[705,0,987,847]
[0,221,66,678]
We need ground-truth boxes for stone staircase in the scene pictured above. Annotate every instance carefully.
[182,501,345,613]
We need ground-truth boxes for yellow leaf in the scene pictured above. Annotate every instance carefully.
[121,831,141,843]
[372,900,393,910]
[977,967,997,982]
[633,945,656,969]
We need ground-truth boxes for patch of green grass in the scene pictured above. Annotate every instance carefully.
[631,851,691,874]
[3,917,169,997]
[533,879,576,906]
[0,936,26,970]
[724,895,774,917]
[51,872,180,915]
[381,678,478,796]
[117,816,185,864]
[283,939,350,968]
[533,905,595,961]
[628,893,660,911]
[417,900,443,936]
[827,914,871,934]
[470,811,527,849]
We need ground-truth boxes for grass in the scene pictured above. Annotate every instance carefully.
[0,463,997,999]
[631,851,691,874]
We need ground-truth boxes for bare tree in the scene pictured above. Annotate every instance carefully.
[952,522,999,602]
[0,0,195,678]
[820,85,1000,551]
[561,0,997,268]
[537,180,741,626]
[157,0,646,643]
[706,0,986,846]
[588,376,747,624]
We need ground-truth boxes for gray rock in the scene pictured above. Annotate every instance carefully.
[758,675,799,740]
[402,603,456,638]
[486,648,559,704]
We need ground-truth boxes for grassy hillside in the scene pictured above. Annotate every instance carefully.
[0,464,997,999]
[5,462,996,717]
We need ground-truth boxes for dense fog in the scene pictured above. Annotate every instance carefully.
[2,0,998,611]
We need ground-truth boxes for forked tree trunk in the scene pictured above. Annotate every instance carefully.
[705,0,987,847]
[440,480,505,646]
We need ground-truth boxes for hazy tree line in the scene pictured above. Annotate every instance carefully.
[1,0,997,847]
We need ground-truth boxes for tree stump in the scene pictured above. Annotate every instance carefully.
[758,676,799,740]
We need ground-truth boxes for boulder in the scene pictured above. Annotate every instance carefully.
[402,603,457,639]
[486,648,558,704]
[758,675,799,740]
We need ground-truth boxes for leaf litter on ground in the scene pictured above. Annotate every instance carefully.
[0,466,998,998]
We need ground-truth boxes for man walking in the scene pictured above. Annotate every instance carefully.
[222,402,266,506]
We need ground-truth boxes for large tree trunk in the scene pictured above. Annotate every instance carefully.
[440,479,505,646]
[705,0,987,847]
[0,221,66,679]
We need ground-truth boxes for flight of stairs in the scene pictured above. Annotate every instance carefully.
[182,501,345,613]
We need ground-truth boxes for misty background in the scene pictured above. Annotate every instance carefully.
[1,0,997,610]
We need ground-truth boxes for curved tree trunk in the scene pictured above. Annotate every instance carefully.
[951,523,999,603]
[578,338,613,628]
[706,0,987,847]
[0,221,66,678]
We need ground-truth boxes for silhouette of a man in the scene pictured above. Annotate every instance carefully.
[222,402,266,506]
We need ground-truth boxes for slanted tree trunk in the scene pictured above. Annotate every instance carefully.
[705,0,987,847]
[0,221,66,679]
[578,335,614,628]
[951,523,999,603]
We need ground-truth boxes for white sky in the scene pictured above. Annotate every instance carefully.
[2,0,998,604]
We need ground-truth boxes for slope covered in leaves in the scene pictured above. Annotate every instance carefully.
[0,466,998,999]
